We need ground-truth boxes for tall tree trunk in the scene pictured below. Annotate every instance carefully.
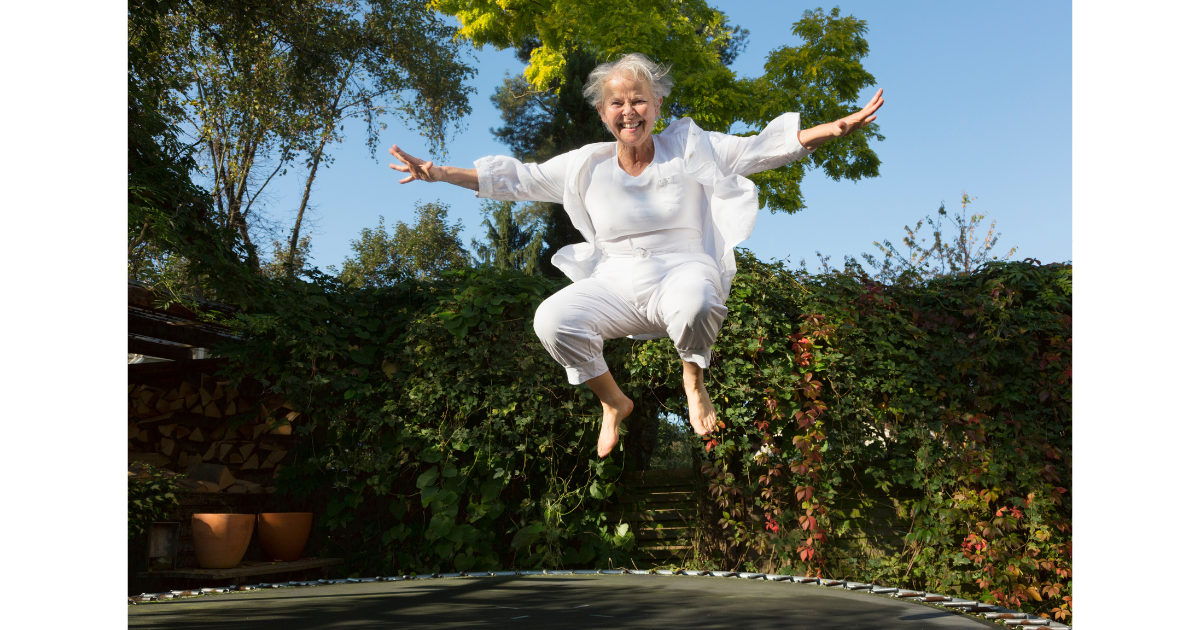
[286,68,352,279]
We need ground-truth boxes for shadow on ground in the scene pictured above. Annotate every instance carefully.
[128,574,994,629]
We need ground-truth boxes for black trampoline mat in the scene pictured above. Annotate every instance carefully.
[129,574,997,629]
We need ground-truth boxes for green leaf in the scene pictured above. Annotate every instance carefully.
[416,467,440,489]
[511,522,546,549]
[349,345,376,364]
[381,360,399,379]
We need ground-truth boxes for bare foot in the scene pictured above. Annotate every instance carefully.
[685,381,717,435]
[682,361,717,436]
[597,395,634,458]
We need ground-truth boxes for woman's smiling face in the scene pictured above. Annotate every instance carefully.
[596,72,660,149]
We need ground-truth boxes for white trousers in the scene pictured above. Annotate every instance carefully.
[534,237,729,385]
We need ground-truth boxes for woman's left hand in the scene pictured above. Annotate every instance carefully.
[832,88,884,137]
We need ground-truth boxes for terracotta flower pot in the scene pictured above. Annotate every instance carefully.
[192,514,255,569]
[256,512,313,562]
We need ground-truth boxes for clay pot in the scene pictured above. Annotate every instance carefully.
[192,514,255,569]
[256,512,313,562]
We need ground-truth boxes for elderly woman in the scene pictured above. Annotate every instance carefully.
[389,53,882,458]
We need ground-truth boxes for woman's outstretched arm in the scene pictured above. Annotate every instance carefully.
[798,88,884,151]
[388,145,479,191]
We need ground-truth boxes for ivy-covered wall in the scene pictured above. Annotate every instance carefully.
[217,250,1070,621]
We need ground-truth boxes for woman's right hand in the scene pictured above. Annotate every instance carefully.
[388,145,439,184]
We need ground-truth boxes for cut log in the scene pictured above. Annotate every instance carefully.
[218,443,234,460]
[238,425,254,439]
[200,387,212,407]
[175,425,191,439]
[239,443,255,460]
[189,404,203,414]
[128,423,139,440]
[136,413,177,428]
[158,424,177,437]
[228,453,244,464]
[208,427,224,440]
[236,398,253,414]
[189,427,204,442]
[265,449,288,465]
[225,400,237,416]
[185,463,235,491]
[204,402,222,418]
[230,479,263,493]
[270,422,292,436]
[259,434,294,450]
[186,393,199,408]
[252,423,268,439]
[176,479,210,492]
[160,439,176,457]
[170,398,186,411]
[285,410,302,423]
[179,381,195,397]
[240,453,260,470]
[202,442,217,461]
[137,430,149,442]
[226,483,247,493]
[213,384,225,400]
[226,387,239,401]
[155,397,172,414]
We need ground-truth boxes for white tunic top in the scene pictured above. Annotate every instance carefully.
[474,113,813,299]
[584,135,704,243]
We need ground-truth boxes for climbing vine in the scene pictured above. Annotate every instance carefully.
[212,251,1070,621]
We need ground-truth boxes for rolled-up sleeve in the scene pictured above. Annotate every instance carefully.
[474,150,575,203]
[707,112,814,177]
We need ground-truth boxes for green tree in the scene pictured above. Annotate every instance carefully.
[128,0,258,304]
[147,0,475,274]
[263,234,314,280]
[337,201,471,287]
[471,200,544,274]
[438,2,883,214]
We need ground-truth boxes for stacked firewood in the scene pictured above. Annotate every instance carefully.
[127,375,299,493]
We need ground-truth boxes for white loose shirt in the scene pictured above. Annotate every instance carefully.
[474,113,813,299]
[584,134,705,242]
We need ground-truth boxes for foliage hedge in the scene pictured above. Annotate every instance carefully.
[217,250,1070,621]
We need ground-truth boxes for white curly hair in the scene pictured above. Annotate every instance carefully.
[582,53,674,107]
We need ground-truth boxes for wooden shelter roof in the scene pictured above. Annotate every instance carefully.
[127,282,242,362]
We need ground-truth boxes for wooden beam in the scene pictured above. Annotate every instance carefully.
[128,312,235,348]
[129,337,194,362]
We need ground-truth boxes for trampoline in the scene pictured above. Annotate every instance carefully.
[128,572,1005,629]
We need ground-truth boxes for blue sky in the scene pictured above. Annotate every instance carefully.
[255,1,1071,274]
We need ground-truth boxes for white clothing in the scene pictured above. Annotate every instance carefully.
[474,113,813,302]
[584,135,705,242]
[533,237,726,384]
[475,113,811,381]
